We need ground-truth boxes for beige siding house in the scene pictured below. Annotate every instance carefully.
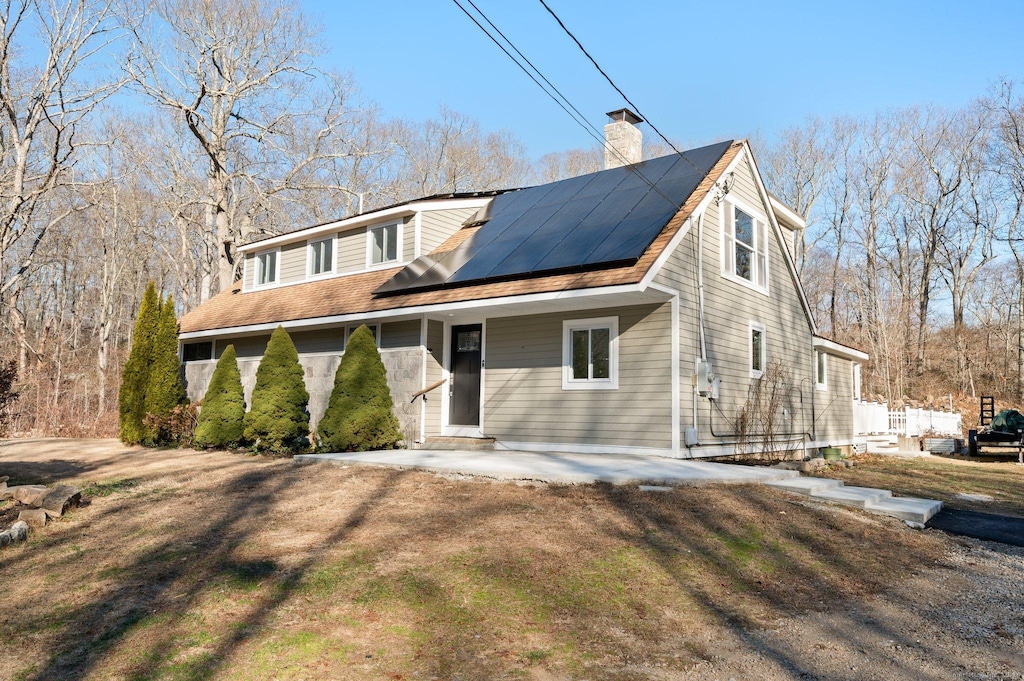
[179,113,865,458]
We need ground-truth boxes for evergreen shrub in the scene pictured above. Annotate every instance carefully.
[194,344,246,449]
[243,326,310,453]
[317,324,402,452]
[143,294,188,444]
[119,282,160,444]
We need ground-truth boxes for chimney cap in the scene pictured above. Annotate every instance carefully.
[606,108,643,125]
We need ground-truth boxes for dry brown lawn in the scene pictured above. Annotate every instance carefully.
[0,439,1021,680]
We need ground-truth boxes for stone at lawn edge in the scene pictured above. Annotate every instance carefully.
[0,532,10,547]
[19,508,47,528]
[41,485,81,518]
[10,485,48,506]
[10,520,29,541]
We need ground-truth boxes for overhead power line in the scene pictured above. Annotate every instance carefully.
[536,0,683,157]
[449,0,682,210]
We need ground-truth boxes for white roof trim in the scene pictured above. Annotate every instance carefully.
[741,142,818,336]
[813,336,869,361]
[237,197,494,254]
[178,282,664,340]
[768,195,806,231]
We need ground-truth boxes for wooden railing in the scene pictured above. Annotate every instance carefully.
[410,378,447,402]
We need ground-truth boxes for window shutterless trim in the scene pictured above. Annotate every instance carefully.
[721,195,769,295]
[815,350,828,391]
[307,235,336,278]
[562,316,619,390]
[366,221,402,269]
[253,247,281,289]
[749,321,766,379]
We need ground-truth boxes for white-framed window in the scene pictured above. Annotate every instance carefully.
[815,351,828,390]
[852,362,862,401]
[346,323,380,348]
[308,237,335,277]
[367,222,400,266]
[723,198,769,292]
[255,249,279,287]
[562,317,618,390]
[750,321,766,379]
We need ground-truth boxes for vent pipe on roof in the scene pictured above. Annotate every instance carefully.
[604,108,643,170]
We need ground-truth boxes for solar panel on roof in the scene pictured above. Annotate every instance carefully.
[374,140,734,295]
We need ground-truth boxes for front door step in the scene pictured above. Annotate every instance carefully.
[415,436,496,451]
[765,477,942,525]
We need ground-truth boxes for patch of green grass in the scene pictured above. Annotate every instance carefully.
[82,478,138,497]
[524,649,551,663]
[242,631,352,680]
[298,549,376,597]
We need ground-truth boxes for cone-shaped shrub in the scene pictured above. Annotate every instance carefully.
[144,294,188,444]
[194,344,245,449]
[243,326,309,453]
[318,324,402,452]
[119,282,160,444]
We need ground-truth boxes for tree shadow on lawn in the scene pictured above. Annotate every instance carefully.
[5,462,1002,681]
[17,463,410,681]
[592,482,985,680]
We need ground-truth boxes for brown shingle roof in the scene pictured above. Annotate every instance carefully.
[179,141,743,334]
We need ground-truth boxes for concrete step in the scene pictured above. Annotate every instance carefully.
[810,485,893,508]
[414,436,496,451]
[764,477,843,496]
[766,474,942,525]
[865,496,943,524]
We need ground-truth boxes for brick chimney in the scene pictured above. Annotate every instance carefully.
[603,108,643,169]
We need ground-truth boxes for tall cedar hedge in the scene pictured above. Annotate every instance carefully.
[243,326,309,453]
[318,324,402,452]
[119,282,160,444]
[143,294,188,444]
[194,344,245,449]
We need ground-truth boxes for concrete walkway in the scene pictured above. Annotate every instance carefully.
[295,449,799,485]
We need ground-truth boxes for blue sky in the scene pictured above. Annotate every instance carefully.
[307,0,1024,158]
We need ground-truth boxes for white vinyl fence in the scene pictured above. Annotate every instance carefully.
[854,402,962,437]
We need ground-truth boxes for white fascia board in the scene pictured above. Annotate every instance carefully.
[741,142,818,336]
[813,336,869,361]
[638,146,748,291]
[178,282,656,340]
[768,195,806,231]
[237,197,493,254]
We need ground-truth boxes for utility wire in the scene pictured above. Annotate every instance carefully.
[537,0,729,193]
[450,0,682,210]
[537,0,682,156]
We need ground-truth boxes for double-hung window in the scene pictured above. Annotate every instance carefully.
[750,322,766,379]
[368,222,399,266]
[563,317,618,390]
[309,237,334,277]
[255,250,278,287]
[723,200,768,291]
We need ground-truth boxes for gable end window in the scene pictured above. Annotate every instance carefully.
[750,322,766,379]
[723,200,769,291]
[368,222,399,266]
[815,351,828,390]
[255,250,278,287]
[563,317,618,390]
[308,237,334,277]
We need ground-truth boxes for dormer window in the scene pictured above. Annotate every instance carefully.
[308,237,334,277]
[723,199,768,292]
[255,250,278,287]
[368,222,399,266]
